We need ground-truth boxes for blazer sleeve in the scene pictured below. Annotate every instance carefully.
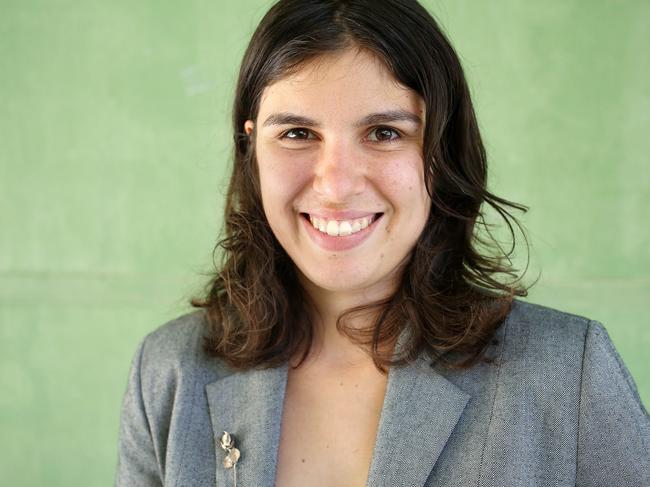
[576,320,650,486]
[115,337,163,487]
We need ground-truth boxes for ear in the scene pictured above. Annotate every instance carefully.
[244,120,255,135]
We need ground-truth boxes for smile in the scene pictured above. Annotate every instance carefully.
[308,214,377,236]
[300,212,383,252]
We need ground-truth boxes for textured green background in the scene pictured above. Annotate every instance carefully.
[1,1,648,485]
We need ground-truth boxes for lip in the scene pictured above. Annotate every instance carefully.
[300,212,383,251]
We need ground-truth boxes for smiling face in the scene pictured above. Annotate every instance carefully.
[246,47,430,305]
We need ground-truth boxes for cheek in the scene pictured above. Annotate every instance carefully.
[379,152,428,210]
[257,147,313,216]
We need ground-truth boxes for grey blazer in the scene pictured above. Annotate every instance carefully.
[115,300,650,486]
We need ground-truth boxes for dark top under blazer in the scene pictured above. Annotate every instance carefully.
[115,300,650,486]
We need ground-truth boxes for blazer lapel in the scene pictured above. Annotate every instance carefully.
[365,355,471,487]
[205,363,289,487]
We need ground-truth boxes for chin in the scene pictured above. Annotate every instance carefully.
[301,265,397,299]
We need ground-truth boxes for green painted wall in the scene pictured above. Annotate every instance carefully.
[1,1,648,484]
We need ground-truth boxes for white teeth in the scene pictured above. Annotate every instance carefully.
[308,214,377,236]
[339,221,352,236]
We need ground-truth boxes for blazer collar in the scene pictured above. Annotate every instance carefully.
[206,344,470,486]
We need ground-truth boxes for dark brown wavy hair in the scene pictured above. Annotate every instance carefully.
[192,0,533,372]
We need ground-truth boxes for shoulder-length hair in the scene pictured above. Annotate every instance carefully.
[192,0,531,371]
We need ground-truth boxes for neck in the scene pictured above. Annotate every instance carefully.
[296,275,397,369]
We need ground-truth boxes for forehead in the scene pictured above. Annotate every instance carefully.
[257,48,425,121]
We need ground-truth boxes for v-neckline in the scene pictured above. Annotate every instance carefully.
[205,350,471,487]
[273,358,390,486]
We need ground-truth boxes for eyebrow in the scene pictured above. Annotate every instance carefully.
[261,109,422,128]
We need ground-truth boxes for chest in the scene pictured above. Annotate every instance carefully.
[274,366,388,487]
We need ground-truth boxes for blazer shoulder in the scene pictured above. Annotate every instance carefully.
[502,301,646,413]
[141,309,206,362]
[507,299,592,332]
[503,299,593,363]
[136,310,232,392]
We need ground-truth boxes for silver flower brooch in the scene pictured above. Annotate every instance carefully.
[220,431,241,486]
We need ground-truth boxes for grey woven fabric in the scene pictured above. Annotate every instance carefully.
[115,300,650,486]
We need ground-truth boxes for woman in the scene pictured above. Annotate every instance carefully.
[116,0,649,486]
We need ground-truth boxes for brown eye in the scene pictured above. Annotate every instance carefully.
[283,128,313,140]
[369,126,400,142]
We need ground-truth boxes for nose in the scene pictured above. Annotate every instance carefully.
[312,140,366,201]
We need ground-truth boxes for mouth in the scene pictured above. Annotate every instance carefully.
[300,212,384,237]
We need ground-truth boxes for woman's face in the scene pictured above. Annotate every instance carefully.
[246,47,430,301]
